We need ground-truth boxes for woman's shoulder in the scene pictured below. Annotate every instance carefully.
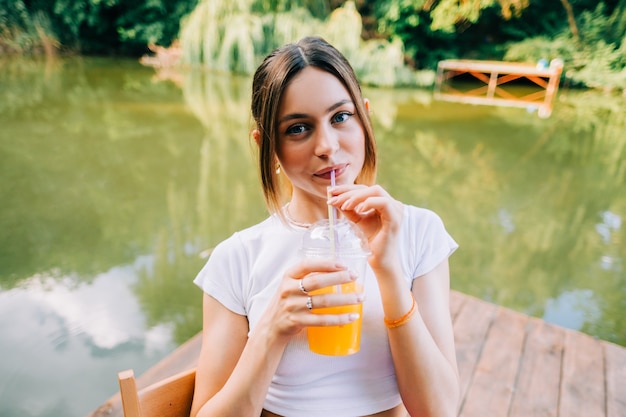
[403,204,446,227]
[400,204,458,278]
[212,214,294,255]
[233,214,281,239]
[401,203,456,250]
[196,214,285,278]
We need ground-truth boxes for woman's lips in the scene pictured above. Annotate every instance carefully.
[314,165,346,180]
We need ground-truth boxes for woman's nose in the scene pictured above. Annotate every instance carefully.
[314,126,340,157]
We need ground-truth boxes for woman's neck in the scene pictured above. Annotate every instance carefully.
[285,195,333,226]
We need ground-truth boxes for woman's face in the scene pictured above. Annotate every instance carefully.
[276,66,365,203]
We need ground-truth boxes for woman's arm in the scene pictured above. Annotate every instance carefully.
[190,294,286,417]
[380,260,459,417]
[329,185,460,417]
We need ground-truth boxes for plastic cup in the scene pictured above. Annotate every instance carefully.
[302,218,370,356]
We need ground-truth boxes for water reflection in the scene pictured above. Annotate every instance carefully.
[596,211,622,245]
[544,289,601,331]
[0,258,174,417]
[0,57,624,417]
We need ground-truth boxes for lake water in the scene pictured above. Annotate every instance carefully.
[0,56,624,417]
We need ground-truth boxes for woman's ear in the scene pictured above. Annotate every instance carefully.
[252,129,261,146]
[364,98,370,112]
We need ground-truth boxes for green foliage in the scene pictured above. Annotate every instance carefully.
[607,0,626,45]
[0,0,29,29]
[428,0,506,33]
[373,1,535,69]
[504,4,626,91]
[179,0,264,74]
[180,0,423,86]
[1,0,624,90]
[0,0,198,55]
[0,0,56,54]
[371,0,625,89]
[251,0,330,18]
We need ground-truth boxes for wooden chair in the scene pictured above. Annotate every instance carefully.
[118,368,196,417]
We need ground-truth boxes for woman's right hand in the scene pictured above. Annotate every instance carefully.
[258,258,363,341]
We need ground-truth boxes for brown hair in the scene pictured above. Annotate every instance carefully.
[251,36,377,217]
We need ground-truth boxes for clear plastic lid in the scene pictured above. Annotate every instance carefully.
[302,218,370,257]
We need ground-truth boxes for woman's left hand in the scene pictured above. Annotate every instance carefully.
[327,184,404,271]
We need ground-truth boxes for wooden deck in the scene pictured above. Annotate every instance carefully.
[434,59,564,118]
[89,290,626,417]
[450,291,625,417]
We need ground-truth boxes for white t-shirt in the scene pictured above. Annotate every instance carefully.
[193,205,458,417]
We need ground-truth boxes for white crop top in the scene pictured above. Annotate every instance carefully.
[193,205,458,416]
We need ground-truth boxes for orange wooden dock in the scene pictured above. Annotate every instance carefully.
[89,290,626,417]
[434,59,564,118]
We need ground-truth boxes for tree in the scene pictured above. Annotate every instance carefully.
[1,0,199,55]
[559,0,580,40]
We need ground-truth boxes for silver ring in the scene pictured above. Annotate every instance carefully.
[299,279,308,294]
[306,296,313,310]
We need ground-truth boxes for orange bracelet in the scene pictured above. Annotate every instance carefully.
[384,297,418,328]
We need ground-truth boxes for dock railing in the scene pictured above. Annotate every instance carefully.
[434,59,564,118]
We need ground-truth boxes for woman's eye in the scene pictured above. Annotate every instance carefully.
[286,124,307,135]
[332,112,352,124]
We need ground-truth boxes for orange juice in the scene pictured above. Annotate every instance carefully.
[307,282,363,356]
[301,218,370,356]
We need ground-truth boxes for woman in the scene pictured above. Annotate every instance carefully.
[191,36,459,417]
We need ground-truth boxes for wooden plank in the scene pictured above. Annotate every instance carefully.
[604,341,626,417]
[459,307,528,417]
[487,72,498,98]
[452,294,498,414]
[437,59,560,77]
[139,369,196,417]
[508,318,564,417]
[117,370,142,417]
[559,330,605,417]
